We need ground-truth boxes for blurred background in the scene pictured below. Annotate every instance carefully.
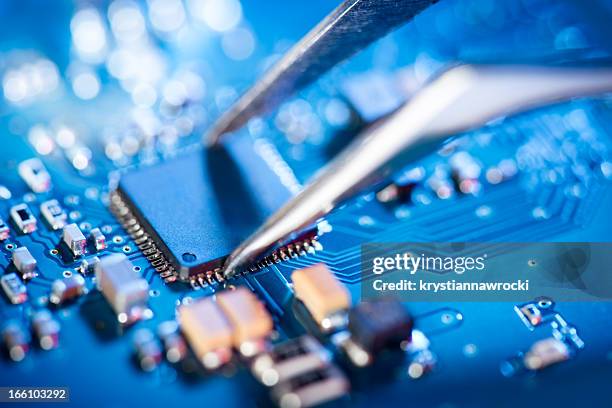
[1,0,611,183]
[2,2,612,407]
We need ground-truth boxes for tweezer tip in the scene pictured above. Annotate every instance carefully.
[203,128,222,147]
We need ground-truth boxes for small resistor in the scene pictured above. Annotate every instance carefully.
[0,273,27,304]
[133,328,162,372]
[89,228,107,252]
[157,321,188,363]
[79,256,100,275]
[31,310,60,350]
[2,321,30,362]
[50,275,87,305]
[0,217,10,241]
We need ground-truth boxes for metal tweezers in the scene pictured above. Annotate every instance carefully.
[203,0,612,278]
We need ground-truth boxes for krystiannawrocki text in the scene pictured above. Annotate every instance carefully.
[372,279,530,292]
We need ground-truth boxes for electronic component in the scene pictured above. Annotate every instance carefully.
[40,199,67,230]
[95,253,149,324]
[291,263,351,331]
[251,336,330,386]
[12,247,37,280]
[216,287,273,356]
[18,158,52,193]
[62,223,87,256]
[10,203,37,234]
[157,321,188,363]
[1,273,27,304]
[551,315,584,350]
[0,217,9,240]
[133,329,162,372]
[519,303,543,326]
[79,256,100,275]
[376,181,418,205]
[50,274,87,305]
[2,321,29,362]
[376,168,424,205]
[449,151,482,195]
[110,144,295,285]
[514,298,556,329]
[270,366,349,408]
[407,349,437,379]
[338,298,413,366]
[426,173,455,200]
[31,310,60,350]
[523,337,570,370]
[178,296,232,369]
[89,227,107,251]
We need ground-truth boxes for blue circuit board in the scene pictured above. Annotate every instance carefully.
[1,0,612,407]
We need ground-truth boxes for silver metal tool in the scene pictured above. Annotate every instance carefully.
[204,0,439,146]
[220,63,612,277]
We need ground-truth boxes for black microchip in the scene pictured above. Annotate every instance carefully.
[113,138,295,283]
[348,298,413,353]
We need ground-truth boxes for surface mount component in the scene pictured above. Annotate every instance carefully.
[0,217,9,240]
[2,321,29,362]
[89,227,107,251]
[31,310,60,350]
[251,336,331,385]
[95,253,149,324]
[79,256,100,275]
[62,223,87,256]
[40,199,67,230]
[18,158,52,193]
[50,275,87,305]
[10,203,37,234]
[336,298,414,366]
[178,296,233,369]
[133,328,162,372]
[292,263,351,331]
[157,321,188,363]
[12,247,37,280]
[110,141,295,285]
[1,273,28,304]
[270,365,349,408]
[524,337,570,370]
[216,287,273,355]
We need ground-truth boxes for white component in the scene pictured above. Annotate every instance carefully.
[50,274,87,305]
[18,158,52,193]
[12,247,38,280]
[79,256,100,275]
[1,273,27,304]
[40,199,67,230]
[10,204,37,234]
[95,253,149,324]
[62,223,87,256]
[89,227,106,251]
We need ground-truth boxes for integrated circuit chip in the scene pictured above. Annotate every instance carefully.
[111,139,298,286]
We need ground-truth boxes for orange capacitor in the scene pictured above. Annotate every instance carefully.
[291,263,351,327]
[178,297,232,368]
[216,287,273,346]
